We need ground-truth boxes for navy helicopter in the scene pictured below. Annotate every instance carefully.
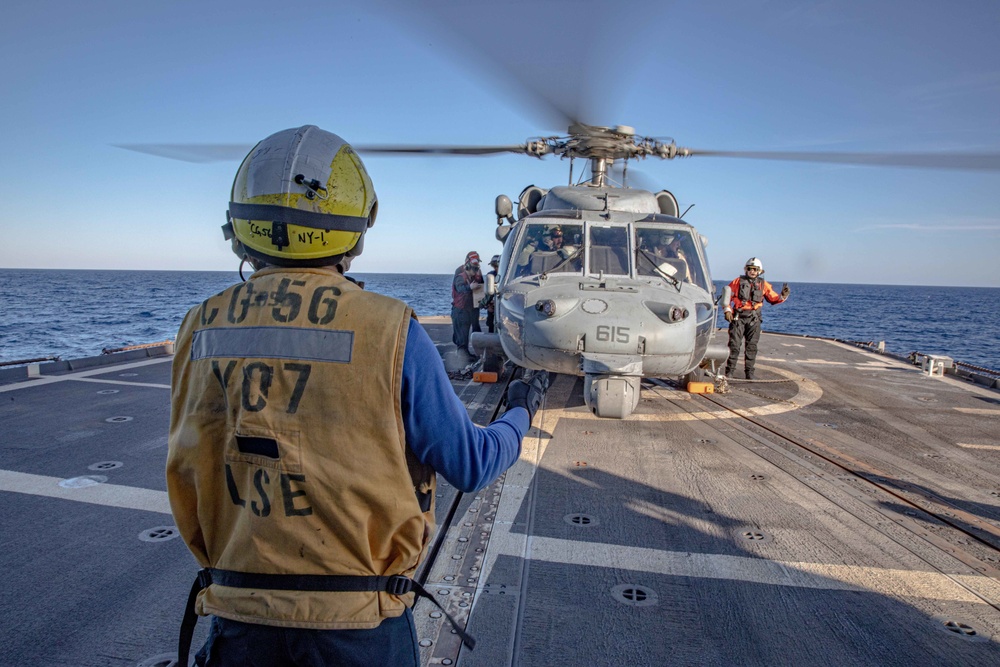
[119,124,1000,419]
[319,126,1000,418]
[473,123,723,419]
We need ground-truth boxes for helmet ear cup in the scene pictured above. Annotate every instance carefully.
[346,233,365,258]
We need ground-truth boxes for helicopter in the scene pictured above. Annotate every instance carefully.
[470,123,724,419]
[120,121,1000,419]
[338,120,1000,418]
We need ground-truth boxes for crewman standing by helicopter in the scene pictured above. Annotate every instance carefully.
[723,257,790,379]
[166,126,546,666]
[452,251,484,358]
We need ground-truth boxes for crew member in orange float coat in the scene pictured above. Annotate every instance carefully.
[723,257,789,379]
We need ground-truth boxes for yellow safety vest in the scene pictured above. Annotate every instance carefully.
[167,266,436,629]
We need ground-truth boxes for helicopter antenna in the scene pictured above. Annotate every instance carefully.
[680,204,695,218]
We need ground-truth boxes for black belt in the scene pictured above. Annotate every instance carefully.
[178,568,476,665]
[737,309,760,318]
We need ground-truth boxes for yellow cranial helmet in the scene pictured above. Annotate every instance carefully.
[224,125,377,265]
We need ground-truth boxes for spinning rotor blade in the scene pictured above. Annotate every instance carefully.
[375,0,671,131]
[354,144,528,156]
[114,143,254,163]
[116,142,530,162]
[608,162,661,193]
[683,148,1000,172]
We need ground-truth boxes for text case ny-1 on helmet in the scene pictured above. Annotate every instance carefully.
[745,257,764,274]
[223,125,378,266]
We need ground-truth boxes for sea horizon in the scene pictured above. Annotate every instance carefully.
[3,266,999,290]
[2,268,998,369]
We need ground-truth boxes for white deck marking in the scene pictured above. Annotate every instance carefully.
[957,442,1000,452]
[0,357,172,393]
[0,469,171,514]
[543,365,822,422]
[790,358,849,366]
[474,373,994,616]
[955,407,1000,416]
[70,377,171,389]
[501,536,988,604]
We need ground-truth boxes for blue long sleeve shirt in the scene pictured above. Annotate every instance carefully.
[400,318,528,492]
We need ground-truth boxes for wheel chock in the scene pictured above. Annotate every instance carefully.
[474,371,498,383]
[687,381,714,394]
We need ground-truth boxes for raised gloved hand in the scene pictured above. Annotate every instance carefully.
[780,283,790,299]
[724,310,734,323]
[505,373,549,423]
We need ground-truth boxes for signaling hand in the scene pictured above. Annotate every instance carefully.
[505,373,550,423]
[780,283,790,299]
[724,310,734,323]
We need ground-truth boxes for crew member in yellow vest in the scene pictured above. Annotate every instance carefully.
[167,126,545,667]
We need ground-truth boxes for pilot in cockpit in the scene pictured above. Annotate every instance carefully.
[539,226,564,252]
[516,225,579,275]
[640,231,690,282]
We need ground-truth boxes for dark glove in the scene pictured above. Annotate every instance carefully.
[724,310,734,323]
[505,373,549,423]
[780,283,790,299]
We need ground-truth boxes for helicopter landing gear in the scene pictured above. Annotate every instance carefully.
[584,374,641,419]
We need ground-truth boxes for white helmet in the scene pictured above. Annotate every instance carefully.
[745,257,764,274]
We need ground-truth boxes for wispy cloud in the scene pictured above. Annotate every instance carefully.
[857,221,1000,233]
[901,71,1000,109]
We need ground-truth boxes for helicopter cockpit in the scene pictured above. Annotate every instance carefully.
[505,218,710,292]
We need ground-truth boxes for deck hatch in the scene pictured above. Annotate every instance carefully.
[563,513,599,527]
[139,526,180,542]
[88,461,123,471]
[611,584,658,607]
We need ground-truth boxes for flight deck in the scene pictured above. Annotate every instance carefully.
[2,319,999,666]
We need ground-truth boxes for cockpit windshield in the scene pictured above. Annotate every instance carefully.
[512,222,584,278]
[587,225,630,275]
[506,220,709,291]
[635,225,709,290]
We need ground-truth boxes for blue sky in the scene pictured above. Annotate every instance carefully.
[1,1,998,286]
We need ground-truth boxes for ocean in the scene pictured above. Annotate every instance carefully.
[1,269,998,370]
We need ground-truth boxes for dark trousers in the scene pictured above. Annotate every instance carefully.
[725,311,762,378]
[451,306,476,352]
[195,610,420,667]
[486,308,495,334]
